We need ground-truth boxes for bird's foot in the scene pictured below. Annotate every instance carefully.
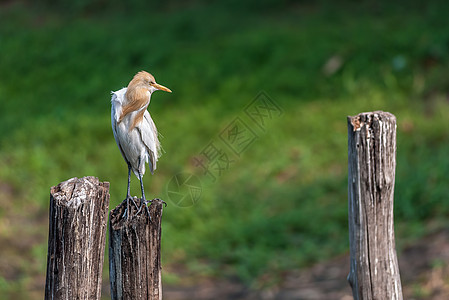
[136,198,166,220]
[128,196,139,210]
[122,195,139,220]
[153,198,167,207]
[136,197,151,219]
[143,200,152,220]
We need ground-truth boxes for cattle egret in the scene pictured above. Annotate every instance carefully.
[111,71,171,217]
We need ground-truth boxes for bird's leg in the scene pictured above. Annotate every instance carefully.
[137,172,152,218]
[126,162,132,199]
[134,158,151,218]
[126,163,139,209]
[122,163,138,220]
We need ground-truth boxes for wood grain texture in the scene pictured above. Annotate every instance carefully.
[109,198,164,300]
[45,176,110,300]
[347,111,403,300]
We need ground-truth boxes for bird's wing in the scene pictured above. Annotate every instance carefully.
[111,89,129,163]
[136,110,161,174]
[111,88,126,122]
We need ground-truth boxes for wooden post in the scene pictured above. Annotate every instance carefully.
[109,198,164,300]
[45,176,110,300]
[347,111,403,299]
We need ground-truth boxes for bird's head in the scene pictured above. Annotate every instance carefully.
[129,71,172,94]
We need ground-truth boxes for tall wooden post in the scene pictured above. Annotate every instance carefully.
[347,111,403,299]
[109,198,164,300]
[45,176,110,300]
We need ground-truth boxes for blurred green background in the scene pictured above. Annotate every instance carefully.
[1,0,449,298]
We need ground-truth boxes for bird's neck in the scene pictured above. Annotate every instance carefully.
[120,87,150,122]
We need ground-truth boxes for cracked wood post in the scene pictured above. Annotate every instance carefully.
[109,198,164,300]
[45,176,110,300]
[347,111,403,299]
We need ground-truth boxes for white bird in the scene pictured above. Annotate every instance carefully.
[111,71,171,215]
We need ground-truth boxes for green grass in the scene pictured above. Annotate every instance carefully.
[1,0,449,297]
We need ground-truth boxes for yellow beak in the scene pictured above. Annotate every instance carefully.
[152,83,172,93]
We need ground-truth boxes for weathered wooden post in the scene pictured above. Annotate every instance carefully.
[109,198,164,300]
[45,176,110,300]
[347,111,403,299]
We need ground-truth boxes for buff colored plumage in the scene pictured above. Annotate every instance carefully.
[111,71,171,215]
